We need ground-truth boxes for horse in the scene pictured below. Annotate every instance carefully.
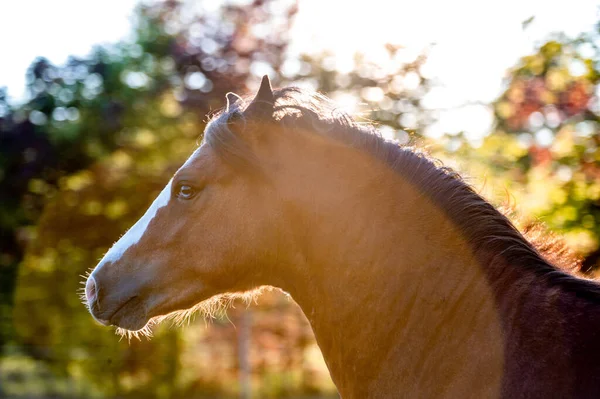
[84,76,600,398]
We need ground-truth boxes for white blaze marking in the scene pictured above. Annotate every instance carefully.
[180,146,202,169]
[98,180,173,265]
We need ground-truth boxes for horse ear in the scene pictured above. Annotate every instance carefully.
[226,92,243,112]
[245,75,274,118]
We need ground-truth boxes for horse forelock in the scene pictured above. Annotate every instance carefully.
[204,86,599,300]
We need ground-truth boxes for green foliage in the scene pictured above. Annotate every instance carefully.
[1,1,338,397]
[479,25,600,268]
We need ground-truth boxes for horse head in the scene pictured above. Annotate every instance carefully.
[84,76,295,333]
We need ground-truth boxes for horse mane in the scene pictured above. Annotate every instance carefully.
[205,86,600,301]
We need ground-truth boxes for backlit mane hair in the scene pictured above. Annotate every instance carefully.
[205,87,600,300]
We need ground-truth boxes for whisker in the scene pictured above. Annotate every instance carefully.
[110,287,267,342]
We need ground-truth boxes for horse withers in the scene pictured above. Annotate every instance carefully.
[85,76,600,398]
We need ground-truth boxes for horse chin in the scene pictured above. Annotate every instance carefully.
[108,296,150,332]
[111,286,245,334]
[113,314,150,332]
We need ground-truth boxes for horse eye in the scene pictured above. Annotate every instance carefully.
[176,184,195,200]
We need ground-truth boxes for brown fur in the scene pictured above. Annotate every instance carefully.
[86,82,600,398]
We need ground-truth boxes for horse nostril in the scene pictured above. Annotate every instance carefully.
[85,276,97,305]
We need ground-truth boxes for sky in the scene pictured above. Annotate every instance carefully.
[0,0,598,138]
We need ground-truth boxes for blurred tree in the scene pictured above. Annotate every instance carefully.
[1,0,296,348]
[290,45,433,143]
[489,24,600,271]
[427,22,600,273]
[2,0,305,397]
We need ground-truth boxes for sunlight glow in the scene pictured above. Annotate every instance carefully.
[291,0,599,138]
[1,0,598,138]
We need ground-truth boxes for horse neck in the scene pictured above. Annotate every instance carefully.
[278,157,507,397]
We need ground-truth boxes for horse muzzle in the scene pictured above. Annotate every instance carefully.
[85,271,149,331]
